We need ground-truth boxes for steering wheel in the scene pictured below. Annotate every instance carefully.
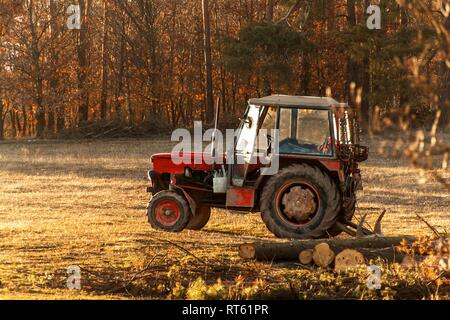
[266,132,273,152]
[318,137,332,154]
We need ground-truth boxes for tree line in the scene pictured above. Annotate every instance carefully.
[0,0,448,140]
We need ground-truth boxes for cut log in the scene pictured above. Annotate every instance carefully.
[299,249,313,265]
[239,243,256,260]
[239,236,416,262]
[335,249,366,272]
[312,243,335,268]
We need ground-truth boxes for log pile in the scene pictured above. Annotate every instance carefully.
[239,236,415,261]
[239,236,450,275]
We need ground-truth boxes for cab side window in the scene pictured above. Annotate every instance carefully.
[279,108,333,156]
[256,107,277,153]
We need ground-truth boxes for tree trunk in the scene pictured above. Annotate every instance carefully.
[439,16,450,128]
[22,106,28,136]
[113,16,127,120]
[327,0,335,31]
[202,0,214,124]
[214,5,227,114]
[47,109,55,135]
[298,54,311,95]
[100,0,109,120]
[238,236,417,262]
[9,109,17,138]
[27,0,45,138]
[77,0,91,124]
[265,0,274,22]
[360,0,371,129]
[262,0,274,95]
[49,0,60,135]
[0,99,4,140]
[346,0,359,107]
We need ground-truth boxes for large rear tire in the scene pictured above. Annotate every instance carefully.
[326,198,356,237]
[147,191,190,232]
[186,206,211,230]
[260,164,341,239]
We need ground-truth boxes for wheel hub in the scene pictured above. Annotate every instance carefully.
[163,209,174,217]
[155,201,180,226]
[281,186,317,222]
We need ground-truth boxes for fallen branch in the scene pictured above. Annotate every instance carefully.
[147,235,208,266]
[415,213,443,238]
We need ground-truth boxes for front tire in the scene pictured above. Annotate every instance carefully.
[260,164,341,239]
[147,191,190,232]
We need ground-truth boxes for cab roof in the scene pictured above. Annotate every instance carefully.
[248,95,340,109]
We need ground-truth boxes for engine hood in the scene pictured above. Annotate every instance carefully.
[151,152,225,174]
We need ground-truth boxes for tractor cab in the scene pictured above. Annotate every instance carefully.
[229,95,366,190]
[146,95,369,239]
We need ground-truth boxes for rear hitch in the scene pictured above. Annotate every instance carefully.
[335,210,386,238]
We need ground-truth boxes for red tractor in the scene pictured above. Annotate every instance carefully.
[146,95,369,239]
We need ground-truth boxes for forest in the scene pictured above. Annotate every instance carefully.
[0,0,448,140]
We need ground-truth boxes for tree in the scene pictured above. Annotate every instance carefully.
[0,97,5,140]
[0,0,446,143]
[100,0,109,120]
[26,0,45,138]
[223,22,312,96]
[77,0,91,124]
[202,0,214,124]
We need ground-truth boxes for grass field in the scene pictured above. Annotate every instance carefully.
[0,135,449,300]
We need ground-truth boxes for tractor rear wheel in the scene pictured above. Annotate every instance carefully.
[260,164,341,239]
[326,196,356,237]
[186,206,211,230]
[147,191,190,232]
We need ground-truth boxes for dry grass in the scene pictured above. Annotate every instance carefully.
[0,135,448,300]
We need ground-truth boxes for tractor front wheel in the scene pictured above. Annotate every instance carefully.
[147,191,190,232]
[187,206,211,230]
[260,164,341,239]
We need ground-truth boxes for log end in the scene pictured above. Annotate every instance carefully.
[312,243,335,268]
[239,243,256,260]
[335,249,366,273]
[299,249,313,265]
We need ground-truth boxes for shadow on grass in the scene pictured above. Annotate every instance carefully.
[0,160,146,180]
